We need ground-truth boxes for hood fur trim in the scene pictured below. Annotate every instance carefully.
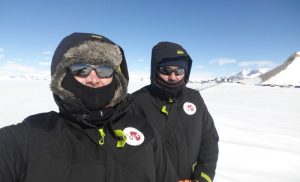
[63,40,122,67]
[50,40,128,110]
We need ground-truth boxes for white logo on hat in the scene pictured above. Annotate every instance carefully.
[123,127,144,146]
[183,102,197,115]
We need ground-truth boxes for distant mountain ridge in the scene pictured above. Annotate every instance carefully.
[0,74,50,81]
[259,51,300,86]
[228,68,270,80]
[226,51,300,86]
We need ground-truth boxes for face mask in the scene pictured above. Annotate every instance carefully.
[61,72,116,111]
[155,74,185,97]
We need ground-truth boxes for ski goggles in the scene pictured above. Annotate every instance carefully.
[69,63,114,78]
[157,66,185,76]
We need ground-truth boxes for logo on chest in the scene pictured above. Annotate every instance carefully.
[183,102,197,115]
[123,127,145,146]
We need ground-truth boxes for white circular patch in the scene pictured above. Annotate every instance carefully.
[123,127,145,146]
[183,102,197,115]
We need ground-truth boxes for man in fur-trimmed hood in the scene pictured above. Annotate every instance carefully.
[0,33,178,182]
[50,32,129,125]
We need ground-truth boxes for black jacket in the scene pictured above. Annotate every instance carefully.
[0,109,177,182]
[129,41,219,181]
[129,86,219,181]
[0,33,177,182]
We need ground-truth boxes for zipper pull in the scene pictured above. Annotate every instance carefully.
[161,105,168,115]
[114,130,127,148]
[98,128,105,145]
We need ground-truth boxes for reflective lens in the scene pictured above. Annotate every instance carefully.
[69,63,114,78]
[158,66,185,76]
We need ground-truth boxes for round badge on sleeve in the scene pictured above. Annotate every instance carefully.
[183,102,197,115]
[123,127,145,146]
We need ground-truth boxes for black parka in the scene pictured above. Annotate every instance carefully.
[0,33,177,182]
[129,41,219,181]
[130,86,219,181]
[0,109,177,182]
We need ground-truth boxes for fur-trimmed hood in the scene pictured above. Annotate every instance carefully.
[50,33,129,116]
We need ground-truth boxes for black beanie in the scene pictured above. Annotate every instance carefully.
[158,57,188,70]
[152,41,189,63]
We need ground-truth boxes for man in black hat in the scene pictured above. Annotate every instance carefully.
[130,41,219,182]
[0,33,177,182]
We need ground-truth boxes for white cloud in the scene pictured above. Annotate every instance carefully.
[42,51,52,55]
[130,69,150,78]
[196,65,204,69]
[0,60,49,76]
[42,51,52,60]
[0,48,4,60]
[238,60,274,68]
[2,60,35,72]
[38,62,51,66]
[45,56,52,60]
[210,58,237,66]
[189,71,216,81]
[189,66,216,81]
[138,58,144,62]
[12,58,24,62]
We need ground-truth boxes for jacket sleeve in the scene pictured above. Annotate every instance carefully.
[0,123,28,182]
[153,129,178,182]
[191,93,219,182]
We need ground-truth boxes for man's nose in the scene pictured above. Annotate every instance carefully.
[168,72,177,80]
[86,70,100,84]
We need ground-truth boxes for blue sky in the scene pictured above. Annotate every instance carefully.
[0,0,299,80]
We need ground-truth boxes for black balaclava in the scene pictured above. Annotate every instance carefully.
[155,57,188,97]
[61,72,116,111]
[155,74,185,97]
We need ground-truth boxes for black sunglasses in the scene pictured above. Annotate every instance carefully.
[158,66,185,76]
[69,63,114,78]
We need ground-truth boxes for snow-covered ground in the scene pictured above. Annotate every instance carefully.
[0,79,300,181]
[201,83,300,182]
